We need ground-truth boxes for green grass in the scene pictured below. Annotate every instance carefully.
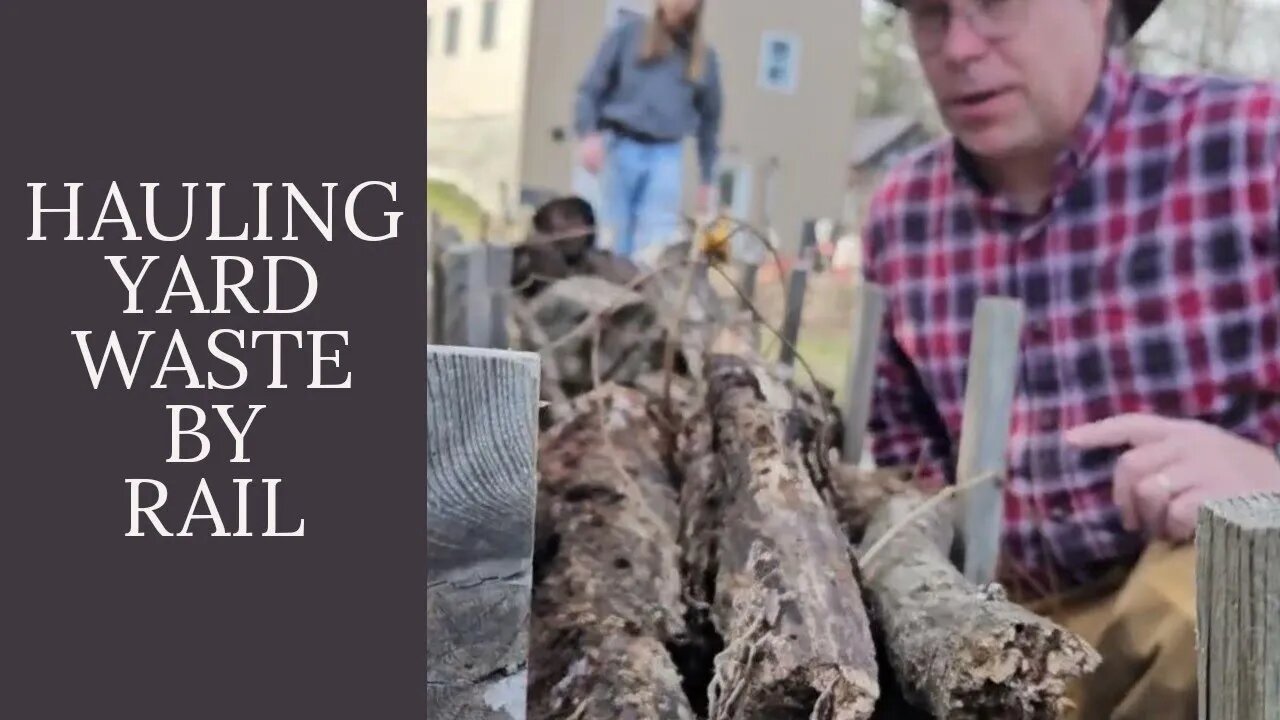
[758,331,850,402]
[427,179,485,240]
[796,333,852,402]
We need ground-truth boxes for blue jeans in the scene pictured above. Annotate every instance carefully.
[602,134,684,260]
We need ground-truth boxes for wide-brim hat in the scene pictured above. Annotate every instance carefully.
[887,0,1164,38]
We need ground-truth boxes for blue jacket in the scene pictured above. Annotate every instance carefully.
[574,17,723,184]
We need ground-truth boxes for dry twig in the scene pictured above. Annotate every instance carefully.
[859,470,1002,568]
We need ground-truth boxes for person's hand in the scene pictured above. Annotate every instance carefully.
[1065,413,1280,543]
[578,133,606,175]
[695,183,714,216]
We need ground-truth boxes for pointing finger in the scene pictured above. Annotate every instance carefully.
[1132,470,1178,539]
[1112,440,1181,531]
[1164,488,1207,543]
[1065,413,1180,449]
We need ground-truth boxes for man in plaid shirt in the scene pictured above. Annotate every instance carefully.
[865,0,1280,716]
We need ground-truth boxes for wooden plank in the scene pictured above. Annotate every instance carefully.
[465,245,492,348]
[427,346,540,720]
[440,244,500,348]
[799,218,818,257]
[840,281,887,466]
[428,253,439,345]
[737,261,758,308]
[428,240,445,346]
[736,261,760,351]
[777,262,808,367]
[486,244,513,349]
[1197,501,1214,720]
[956,297,1024,585]
[1197,492,1280,719]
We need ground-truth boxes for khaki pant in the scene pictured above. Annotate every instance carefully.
[1031,543,1198,720]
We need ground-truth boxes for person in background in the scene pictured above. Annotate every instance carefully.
[861,0,1280,717]
[574,0,723,262]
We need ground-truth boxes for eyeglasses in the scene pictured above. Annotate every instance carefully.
[900,0,1031,56]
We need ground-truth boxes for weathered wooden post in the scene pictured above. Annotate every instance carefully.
[427,346,540,719]
[1197,492,1280,719]
[840,282,887,467]
[440,243,510,349]
[737,261,759,308]
[736,260,760,350]
[428,251,440,345]
[956,297,1024,585]
[777,260,808,368]
[778,222,817,368]
[440,244,490,347]
[487,243,513,349]
[799,218,819,257]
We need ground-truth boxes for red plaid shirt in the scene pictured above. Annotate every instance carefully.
[863,51,1280,595]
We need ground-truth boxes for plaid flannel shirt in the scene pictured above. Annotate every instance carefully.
[863,51,1280,596]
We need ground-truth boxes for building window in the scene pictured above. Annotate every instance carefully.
[759,32,800,93]
[480,0,499,49]
[445,7,461,56]
[716,161,754,220]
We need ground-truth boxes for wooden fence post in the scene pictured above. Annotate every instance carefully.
[428,251,440,345]
[440,244,509,349]
[737,261,760,350]
[427,346,540,720]
[956,297,1024,585]
[840,282,887,466]
[737,261,758,309]
[427,214,443,345]
[487,244,513,349]
[777,261,808,368]
[799,218,819,258]
[1197,492,1280,719]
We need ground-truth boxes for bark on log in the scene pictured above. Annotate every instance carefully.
[522,276,661,395]
[855,491,1100,719]
[684,355,879,720]
[828,465,913,545]
[529,385,696,720]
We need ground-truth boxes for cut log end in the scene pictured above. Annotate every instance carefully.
[857,492,1100,719]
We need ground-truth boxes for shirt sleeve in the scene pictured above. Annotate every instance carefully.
[863,219,954,488]
[574,25,627,138]
[694,50,723,185]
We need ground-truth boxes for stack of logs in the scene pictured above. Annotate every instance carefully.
[508,232,1099,719]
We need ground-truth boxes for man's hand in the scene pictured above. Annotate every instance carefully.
[578,133,606,175]
[1065,413,1280,542]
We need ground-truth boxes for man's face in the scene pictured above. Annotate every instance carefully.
[905,0,1111,160]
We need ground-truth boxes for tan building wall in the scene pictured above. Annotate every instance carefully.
[518,0,613,202]
[519,0,860,253]
[698,1,861,253]
[427,0,535,213]
[431,0,862,253]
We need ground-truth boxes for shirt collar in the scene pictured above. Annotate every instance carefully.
[951,49,1134,211]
